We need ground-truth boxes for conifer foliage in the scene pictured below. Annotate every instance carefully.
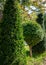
[23,21,44,56]
[0,0,26,65]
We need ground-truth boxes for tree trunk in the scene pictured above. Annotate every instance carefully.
[29,45,32,57]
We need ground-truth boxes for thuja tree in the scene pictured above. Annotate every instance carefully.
[0,0,26,65]
[23,21,44,57]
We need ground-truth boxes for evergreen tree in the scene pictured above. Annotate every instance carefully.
[23,21,44,57]
[0,0,26,65]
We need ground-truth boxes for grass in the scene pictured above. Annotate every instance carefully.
[25,45,46,65]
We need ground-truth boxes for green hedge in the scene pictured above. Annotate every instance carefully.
[0,0,26,65]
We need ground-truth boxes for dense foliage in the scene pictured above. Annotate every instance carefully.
[0,0,26,65]
[44,13,46,30]
[36,13,43,27]
[23,21,44,46]
[33,13,46,54]
[32,39,45,54]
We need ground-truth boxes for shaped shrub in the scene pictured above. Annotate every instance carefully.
[23,21,44,56]
[0,0,26,65]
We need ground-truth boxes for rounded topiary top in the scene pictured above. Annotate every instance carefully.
[23,21,44,46]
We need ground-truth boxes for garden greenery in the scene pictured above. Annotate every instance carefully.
[23,21,44,46]
[0,0,26,65]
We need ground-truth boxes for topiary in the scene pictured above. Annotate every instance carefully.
[0,0,26,65]
[23,21,44,56]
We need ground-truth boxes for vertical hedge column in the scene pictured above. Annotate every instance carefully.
[0,0,26,65]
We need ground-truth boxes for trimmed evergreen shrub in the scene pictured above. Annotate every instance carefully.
[0,0,26,65]
[23,21,44,56]
[23,21,44,46]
